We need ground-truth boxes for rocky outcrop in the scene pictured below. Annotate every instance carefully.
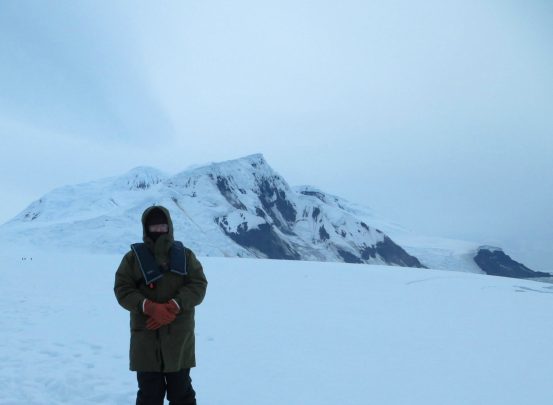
[474,247,551,279]
[374,236,426,268]
[217,218,300,260]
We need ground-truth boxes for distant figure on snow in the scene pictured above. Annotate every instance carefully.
[114,205,208,405]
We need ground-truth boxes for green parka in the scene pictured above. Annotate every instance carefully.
[114,206,208,372]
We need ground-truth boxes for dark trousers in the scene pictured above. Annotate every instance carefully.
[136,368,197,405]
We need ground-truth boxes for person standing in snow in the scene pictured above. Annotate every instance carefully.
[114,205,208,405]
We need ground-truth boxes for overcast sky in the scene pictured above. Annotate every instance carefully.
[1,0,552,270]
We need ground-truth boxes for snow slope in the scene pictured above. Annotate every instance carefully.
[1,247,552,405]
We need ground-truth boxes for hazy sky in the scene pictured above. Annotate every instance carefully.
[1,0,552,270]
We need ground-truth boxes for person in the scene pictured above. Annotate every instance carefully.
[114,205,208,405]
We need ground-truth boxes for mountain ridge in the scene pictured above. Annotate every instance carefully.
[1,154,548,279]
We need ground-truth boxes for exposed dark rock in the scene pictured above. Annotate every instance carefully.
[361,245,377,260]
[319,225,330,241]
[360,222,370,232]
[216,176,247,210]
[218,218,300,260]
[135,181,150,189]
[257,178,297,228]
[275,195,296,222]
[312,207,321,220]
[332,197,345,210]
[299,190,327,203]
[474,248,551,279]
[24,212,40,221]
[255,207,267,219]
[337,249,363,264]
[375,236,426,268]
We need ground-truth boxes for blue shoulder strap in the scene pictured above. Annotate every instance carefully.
[131,241,188,284]
[169,241,188,276]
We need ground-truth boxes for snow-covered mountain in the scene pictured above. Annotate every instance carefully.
[1,153,549,279]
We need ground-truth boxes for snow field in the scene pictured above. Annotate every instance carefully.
[1,250,552,404]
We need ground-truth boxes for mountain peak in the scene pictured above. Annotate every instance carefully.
[239,153,265,163]
[173,154,276,188]
[114,166,167,190]
[478,245,503,253]
[207,153,268,172]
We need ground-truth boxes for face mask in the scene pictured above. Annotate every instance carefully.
[148,224,169,233]
[150,234,162,242]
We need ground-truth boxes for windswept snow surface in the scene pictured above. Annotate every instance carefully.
[1,248,552,405]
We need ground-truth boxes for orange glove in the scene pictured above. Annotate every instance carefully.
[146,317,162,330]
[165,299,180,315]
[143,300,176,325]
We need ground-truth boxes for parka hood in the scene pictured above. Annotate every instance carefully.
[141,205,175,244]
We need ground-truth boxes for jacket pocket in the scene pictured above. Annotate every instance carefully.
[171,313,195,332]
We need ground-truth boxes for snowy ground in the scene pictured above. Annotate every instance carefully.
[1,249,553,405]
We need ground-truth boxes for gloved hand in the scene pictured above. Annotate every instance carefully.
[143,299,176,325]
[146,317,162,330]
[165,299,180,315]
